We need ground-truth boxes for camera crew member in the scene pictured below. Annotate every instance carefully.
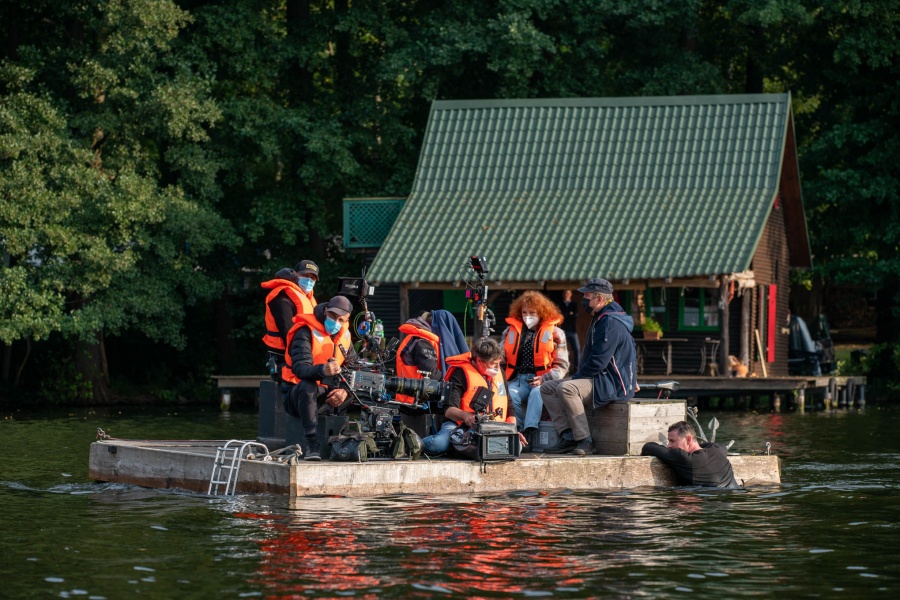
[541,278,637,456]
[502,291,569,451]
[261,259,320,363]
[421,338,527,455]
[281,295,356,461]
[394,311,442,404]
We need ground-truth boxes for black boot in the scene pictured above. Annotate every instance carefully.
[304,434,321,461]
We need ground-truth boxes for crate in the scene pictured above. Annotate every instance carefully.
[531,421,560,452]
[589,399,686,455]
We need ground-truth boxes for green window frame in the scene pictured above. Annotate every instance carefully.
[678,287,720,331]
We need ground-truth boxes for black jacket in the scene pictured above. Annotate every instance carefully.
[641,441,741,488]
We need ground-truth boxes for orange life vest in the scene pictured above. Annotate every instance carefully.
[281,313,352,385]
[502,316,562,379]
[260,278,317,350]
[394,324,441,404]
[444,353,509,425]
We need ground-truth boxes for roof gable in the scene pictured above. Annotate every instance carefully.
[369,93,800,285]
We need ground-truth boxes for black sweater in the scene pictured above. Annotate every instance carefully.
[641,441,741,488]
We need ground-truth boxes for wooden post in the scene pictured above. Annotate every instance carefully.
[740,288,751,371]
[755,329,768,377]
[719,279,730,377]
[797,388,806,413]
[773,393,781,412]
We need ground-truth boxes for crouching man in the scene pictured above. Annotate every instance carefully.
[281,295,356,461]
[641,421,742,488]
[421,338,527,456]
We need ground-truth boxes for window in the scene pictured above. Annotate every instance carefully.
[678,288,720,330]
[615,289,667,330]
[647,288,668,330]
[615,290,641,325]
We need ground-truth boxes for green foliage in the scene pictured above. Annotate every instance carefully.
[643,317,663,333]
[38,354,94,404]
[2,0,899,400]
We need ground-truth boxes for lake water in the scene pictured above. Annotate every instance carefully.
[1,404,898,598]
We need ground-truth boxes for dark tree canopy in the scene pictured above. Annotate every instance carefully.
[1,0,897,401]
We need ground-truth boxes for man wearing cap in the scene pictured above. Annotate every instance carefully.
[281,295,356,460]
[260,259,320,355]
[541,278,637,456]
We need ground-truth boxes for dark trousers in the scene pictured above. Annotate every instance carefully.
[282,381,352,437]
[564,330,581,372]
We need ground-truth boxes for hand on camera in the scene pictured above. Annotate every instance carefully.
[323,358,341,376]
[326,388,347,407]
[462,412,477,427]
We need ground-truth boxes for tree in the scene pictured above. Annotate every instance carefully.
[1,1,236,401]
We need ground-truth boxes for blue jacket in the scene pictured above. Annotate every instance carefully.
[431,309,469,375]
[572,301,637,407]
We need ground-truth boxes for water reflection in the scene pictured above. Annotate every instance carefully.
[2,406,900,597]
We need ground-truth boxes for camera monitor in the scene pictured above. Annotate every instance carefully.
[338,277,371,298]
[477,421,520,461]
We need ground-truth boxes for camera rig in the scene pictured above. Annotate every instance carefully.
[324,353,450,459]
[463,255,496,339]
[337,267,400,368]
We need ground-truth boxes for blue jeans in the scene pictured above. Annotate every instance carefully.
[422,419,458,454]
[507,374,544,431]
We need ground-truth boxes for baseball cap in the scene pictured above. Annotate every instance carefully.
[577,278,614,294]
[325,295,353,317]
[294,260,319,277]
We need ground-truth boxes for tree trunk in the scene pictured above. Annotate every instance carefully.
[75,332,111,404]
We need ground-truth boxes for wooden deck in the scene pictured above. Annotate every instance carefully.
[636,374,868,411]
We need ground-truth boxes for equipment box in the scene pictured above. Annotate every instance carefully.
[531,421,559,452]
[589,399,686,455]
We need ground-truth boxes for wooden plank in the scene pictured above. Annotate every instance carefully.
[211,375,268,389]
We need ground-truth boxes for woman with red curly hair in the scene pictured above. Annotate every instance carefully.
[501,290,569,450]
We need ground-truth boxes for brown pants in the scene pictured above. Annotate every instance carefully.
[540,378,593,441]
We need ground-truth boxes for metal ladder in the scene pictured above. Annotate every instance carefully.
[208,440,270,496]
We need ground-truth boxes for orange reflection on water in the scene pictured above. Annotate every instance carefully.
[238,512,381,598]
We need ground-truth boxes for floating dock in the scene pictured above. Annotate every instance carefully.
[88,439,781,497]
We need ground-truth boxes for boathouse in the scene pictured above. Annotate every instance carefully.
[352,93,810,379]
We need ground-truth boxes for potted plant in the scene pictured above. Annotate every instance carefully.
[642,317,663,340]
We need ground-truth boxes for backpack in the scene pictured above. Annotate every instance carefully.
[328,421,378,462]
[391,423,424,460]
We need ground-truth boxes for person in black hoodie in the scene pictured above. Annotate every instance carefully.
[641,421,741,488]
[541,278,637,456]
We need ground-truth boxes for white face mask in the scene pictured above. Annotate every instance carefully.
[484,368,500,378]
[523,316,539,329]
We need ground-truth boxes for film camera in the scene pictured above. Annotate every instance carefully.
[325,367,449,458]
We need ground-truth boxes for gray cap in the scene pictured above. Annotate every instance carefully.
[325,295,353,316]
[577,278,614,294]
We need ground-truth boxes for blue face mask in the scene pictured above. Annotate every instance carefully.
[297,277,316,294]
[324,317,342,335]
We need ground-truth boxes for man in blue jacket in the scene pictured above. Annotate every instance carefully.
[541,278,637,456]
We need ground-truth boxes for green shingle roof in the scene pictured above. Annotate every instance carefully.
[368,94,794,285]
